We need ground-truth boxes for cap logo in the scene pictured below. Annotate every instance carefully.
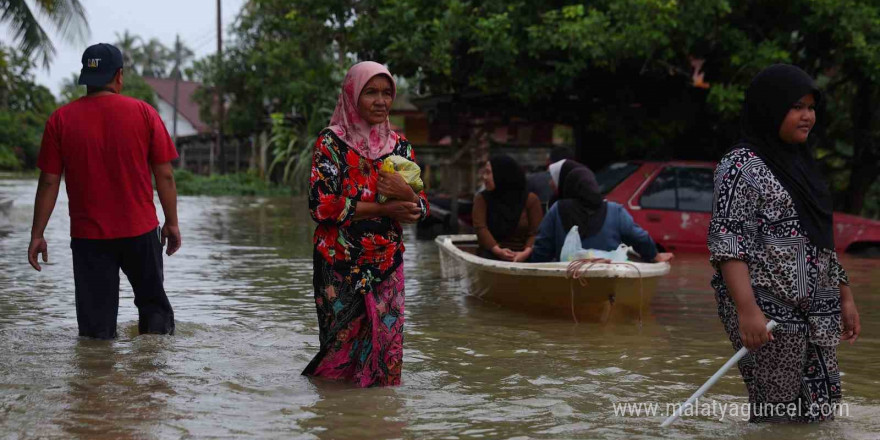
[88,58,101,68]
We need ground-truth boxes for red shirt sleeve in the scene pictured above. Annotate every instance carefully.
[36,113,63,175]
[147,105,179,164]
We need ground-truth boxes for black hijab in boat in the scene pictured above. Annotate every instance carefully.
[558,167,608,239]
[735,64,834,250]
[549,159,587,207]
[482,155,528,241]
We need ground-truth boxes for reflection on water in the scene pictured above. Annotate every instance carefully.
[1,177,878,439]
[61,337,174,439]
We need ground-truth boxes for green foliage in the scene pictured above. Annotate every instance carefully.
[0,0,89,68]
[121,70,159,107]
[0,44,56,170]
[136,38,172,78]
[113,30,193,79]
[191,0,343,137]
[58,69,158,107]
[706,83,745,119]
[264,100,332,193]
[193,0,879,212]
[114,30,141,67]
[345,0,880,214]
[173,169,291,196]
[0,145,20,170]
[58,73,84,103]
[188,0,348,189]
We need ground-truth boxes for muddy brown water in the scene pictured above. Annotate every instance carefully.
[1,178,877,439]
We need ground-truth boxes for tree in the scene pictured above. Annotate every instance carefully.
[58,72,84,103]
[0,44,55,169]
[57,69,158,108]
[0,0,89,68]
[136,38,171,78]
[114,30,142,68]
[169,37,195,80]
[201,0,878,213]
[799,1,880,214]
[119,71,159,107]
[191,0,345,136]
[348,0,879,215]
[189,0,346,184]
[112,30,195,80]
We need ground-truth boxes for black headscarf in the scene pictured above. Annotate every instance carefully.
[558,167,608,239]
[549,159,587,208]
[735,64,834,250]
[482,155,529,241]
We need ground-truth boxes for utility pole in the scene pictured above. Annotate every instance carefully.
[171,34,181,148]
[215,0,225,174]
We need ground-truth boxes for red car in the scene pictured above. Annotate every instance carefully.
[596,160,880,254]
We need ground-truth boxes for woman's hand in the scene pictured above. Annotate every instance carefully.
[738,306,773,351]
[512,247,533,262]
[653,252,674,263]
[491,245,516,261]
[383,200,421,224]
[841,285,861,344]
[378,171,418,202]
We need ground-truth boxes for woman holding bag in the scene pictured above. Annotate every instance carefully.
[304,62,429,387]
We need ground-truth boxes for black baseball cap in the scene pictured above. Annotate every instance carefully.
[78,43,124,86]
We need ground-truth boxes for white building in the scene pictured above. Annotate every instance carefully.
[142,77,212,139]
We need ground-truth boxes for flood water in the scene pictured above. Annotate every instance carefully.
[1,177,878,439]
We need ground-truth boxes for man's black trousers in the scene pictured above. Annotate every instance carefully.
[71,228,175,339]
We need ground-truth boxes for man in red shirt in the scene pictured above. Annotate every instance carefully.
[28,43,181,339]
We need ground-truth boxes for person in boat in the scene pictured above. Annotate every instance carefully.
[547,158,586,208]
[472,155,543,262]
[708,64,860,422]
[527,146,575,210]
[530,167,674,263]
[304,61,429,387]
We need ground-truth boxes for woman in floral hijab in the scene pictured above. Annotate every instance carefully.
[304,62,429,387]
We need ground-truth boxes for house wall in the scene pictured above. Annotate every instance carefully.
[155,97,198,138]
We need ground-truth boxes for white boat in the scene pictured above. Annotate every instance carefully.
[435,234,671,322]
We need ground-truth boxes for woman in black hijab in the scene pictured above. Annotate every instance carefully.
[472,155,543,261]
[708,64,861,422]
[530,167,673,263]
[547,159,586,208]
[557,167,606,239]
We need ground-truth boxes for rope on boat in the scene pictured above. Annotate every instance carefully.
[565,258,645,328]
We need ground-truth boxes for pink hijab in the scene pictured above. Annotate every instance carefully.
[327,61,399,160]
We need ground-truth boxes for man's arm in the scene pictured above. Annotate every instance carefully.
[151,162,181,256]
[28,172,61,271]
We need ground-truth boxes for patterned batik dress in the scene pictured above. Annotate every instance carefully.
[708,147,848,422]
[303,129,428,387]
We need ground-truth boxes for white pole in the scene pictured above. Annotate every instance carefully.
[660,320,778,428]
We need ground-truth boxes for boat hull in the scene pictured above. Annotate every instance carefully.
[436,235,670,322]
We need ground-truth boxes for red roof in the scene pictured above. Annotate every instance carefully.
[142,77,212,134]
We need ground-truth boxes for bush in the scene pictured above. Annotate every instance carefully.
[0,145,21,170]
[172,169,292,196]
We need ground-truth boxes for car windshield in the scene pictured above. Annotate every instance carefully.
[595,162,640,194]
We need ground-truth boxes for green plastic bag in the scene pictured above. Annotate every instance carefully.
[378,155,424,203]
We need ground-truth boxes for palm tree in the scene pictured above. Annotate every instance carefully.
[114,30,141,71]
[169,37,195,79]
[0,0,90,68]
[59,72,84,103]
[136,38,170,78]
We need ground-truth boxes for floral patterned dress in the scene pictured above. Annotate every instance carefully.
[708,147,847,422]
[303,129,428,387]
